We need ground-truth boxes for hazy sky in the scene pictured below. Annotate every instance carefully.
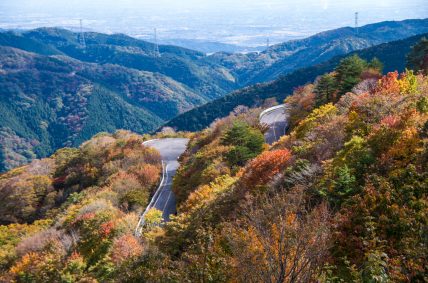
[0,0,427,46]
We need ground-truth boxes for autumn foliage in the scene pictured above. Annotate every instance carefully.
[0,131,162,281]
[152,67,428,282]
[241,149,291,188]
[1,50,428,282]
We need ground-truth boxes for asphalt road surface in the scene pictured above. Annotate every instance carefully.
[259,105,289,144]
[142,138,189,223]
[138,106,287,231]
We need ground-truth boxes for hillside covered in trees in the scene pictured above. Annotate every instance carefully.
[121,55,427,282]
[166,33,428,132]
[1,39,427,281]
[208,18,428,85]
[0,27,238,172]
[0,131,164,281]
[0,45,206,172]
[1,19,428,172]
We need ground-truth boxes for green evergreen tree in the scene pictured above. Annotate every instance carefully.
[221,121,264,167]
[406,37,428,74]
[335,55,368,96]
[314,73,338,106]
[331,165,357,206]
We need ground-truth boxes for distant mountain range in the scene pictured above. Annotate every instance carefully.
[165,33,428,132]
[207,18,428,85]
[0,18,427,171]
[0,28,238,99]
[0,28,239,171]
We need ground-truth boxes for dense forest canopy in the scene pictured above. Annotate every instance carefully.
[1,39,427,280]
[0,14,427,281]
[1,20,428,172]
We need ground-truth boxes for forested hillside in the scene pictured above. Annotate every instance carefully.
[140,67,427,283]
[0,46,206,172]
[1,19,427,172]
[0,27,237,172]
[0,36,427,282]
[0,131,163,281]
[166,33,428,132]
[208,18,428,85]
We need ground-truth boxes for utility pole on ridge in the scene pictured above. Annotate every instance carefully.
[355,12,359,35]
[79,19,86,49]
[153,28,161,58]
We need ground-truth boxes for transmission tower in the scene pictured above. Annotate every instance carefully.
[153,28,161,58]
[355,12,359,35]
[79,19,86,49]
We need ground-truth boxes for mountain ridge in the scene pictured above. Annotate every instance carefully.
[165,32,428,132]
[1,19,428,171]
[1,27,238,100]
[206,18,428,85]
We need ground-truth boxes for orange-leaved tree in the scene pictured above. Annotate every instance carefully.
[241,149,292,189]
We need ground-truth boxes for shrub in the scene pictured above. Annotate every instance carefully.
[241,149,292,188]
[221,121,264,167]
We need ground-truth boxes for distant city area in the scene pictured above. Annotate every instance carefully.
[0,0,427,53]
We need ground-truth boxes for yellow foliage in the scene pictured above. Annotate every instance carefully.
[145,208,163,226]
[182,175,237,212]
[294,103,338,139]
[10,252,38,275]
[398,70,418,95]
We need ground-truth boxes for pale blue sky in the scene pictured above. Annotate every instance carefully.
[0,0,426,46]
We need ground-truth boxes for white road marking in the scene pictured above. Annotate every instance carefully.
[153,163,169,208]
[135,139,189,235]
[163,190,173,217]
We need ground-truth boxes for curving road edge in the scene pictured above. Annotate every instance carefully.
[135,138,189,236]
[259,104,289,144]
[135,105,288,235]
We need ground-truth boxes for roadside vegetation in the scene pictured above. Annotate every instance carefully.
[122,51,427,282]
[0,40,427,282]
[0,131,162,281]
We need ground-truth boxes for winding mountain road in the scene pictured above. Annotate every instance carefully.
[135,138,189,235]
[259,104,289,144]
[136,105,288,235]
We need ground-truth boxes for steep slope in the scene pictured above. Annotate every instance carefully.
[152,71,428,282]
[166,33,428,132]
[0,46,204,172]
[0,66,426,282]
[1,19,427,172]
[0,131,164,281]
[207,18,428,85]
[0,28,238,99]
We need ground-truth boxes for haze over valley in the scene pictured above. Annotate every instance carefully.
[1,0,427,52]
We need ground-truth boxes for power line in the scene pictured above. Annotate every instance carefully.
[79,19,86,49]
[355,12,359,35]
[153,28,161,58]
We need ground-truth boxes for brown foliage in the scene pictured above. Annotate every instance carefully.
[241,149,292,189]
[285,84,316,130]
[110,234,143,265]
[16,228,64,257]
[132,164,160,187]
[226,188,331,282]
